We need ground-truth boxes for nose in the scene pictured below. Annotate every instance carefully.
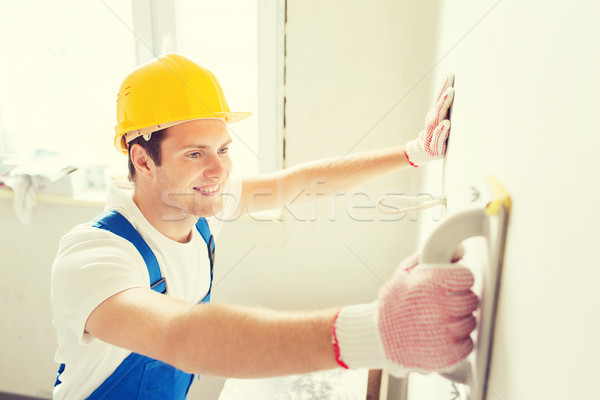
[204,154,228,179]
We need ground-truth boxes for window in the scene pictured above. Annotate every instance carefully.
[173,0,284,174]
[0,0,135,166]
[0,0,283,177]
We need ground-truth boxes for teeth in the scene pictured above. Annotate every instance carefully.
[197,184,220,193]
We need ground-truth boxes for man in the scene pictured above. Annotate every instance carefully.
[51,54,477,399]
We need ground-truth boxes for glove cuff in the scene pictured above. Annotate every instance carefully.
[405,138,432,167]
[334,302,385,369]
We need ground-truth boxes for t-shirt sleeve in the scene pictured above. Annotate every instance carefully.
[51,225,149,345]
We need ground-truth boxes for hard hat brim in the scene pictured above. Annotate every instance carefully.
[114,113,253,155]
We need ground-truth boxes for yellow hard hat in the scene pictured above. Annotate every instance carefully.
[114,54,252,154]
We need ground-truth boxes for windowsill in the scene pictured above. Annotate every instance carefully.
[0,185,286,246]
[0,186,284,221]
[0,186,107,207]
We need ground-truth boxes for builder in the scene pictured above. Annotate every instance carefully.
[51,54,477,399]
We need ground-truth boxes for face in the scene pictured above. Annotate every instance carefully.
[151,119,233,219]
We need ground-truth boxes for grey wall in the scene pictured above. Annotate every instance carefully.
[0,200,103,398]
[415,1,600,399]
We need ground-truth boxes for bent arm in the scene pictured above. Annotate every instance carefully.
[86,287,338,377]
[237,145,409,214]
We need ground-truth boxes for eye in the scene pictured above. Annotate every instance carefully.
[219,147,229,155]
[187,152,202,159]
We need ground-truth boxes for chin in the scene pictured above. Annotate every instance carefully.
[191,199,223,218]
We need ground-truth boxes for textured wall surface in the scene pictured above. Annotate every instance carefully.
[413,1,600,399]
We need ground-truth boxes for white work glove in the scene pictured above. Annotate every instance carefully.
[332,253,478,377]
[405,74,455,167]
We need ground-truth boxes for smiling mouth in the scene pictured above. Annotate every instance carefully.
[193,184,222,196]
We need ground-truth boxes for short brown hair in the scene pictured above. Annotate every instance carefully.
[127,128,168,181]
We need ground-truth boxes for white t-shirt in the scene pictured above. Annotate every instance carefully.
[51,180,241,400]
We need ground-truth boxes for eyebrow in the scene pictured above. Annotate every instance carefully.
[180,139,233,150]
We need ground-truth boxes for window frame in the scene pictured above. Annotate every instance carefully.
[132,0,285,173]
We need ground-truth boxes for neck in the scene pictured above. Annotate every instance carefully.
[132,184,197,243]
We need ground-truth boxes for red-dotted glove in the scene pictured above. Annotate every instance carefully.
[405,74,455,167]
[332,260,478,377]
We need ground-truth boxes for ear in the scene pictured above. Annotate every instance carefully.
[130,144,155,179]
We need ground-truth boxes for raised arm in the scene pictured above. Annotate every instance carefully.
[236,145,409,214]
[236,74,455,215]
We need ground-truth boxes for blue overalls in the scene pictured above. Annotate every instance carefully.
[54,210,215,399]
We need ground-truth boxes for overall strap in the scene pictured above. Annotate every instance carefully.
[55,213,215,391]
[195,217,215,303]
[195,217,214,253]
[92,210,166,294]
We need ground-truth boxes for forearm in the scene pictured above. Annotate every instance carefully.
[157,304,339,378]
[283,145,409,199]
